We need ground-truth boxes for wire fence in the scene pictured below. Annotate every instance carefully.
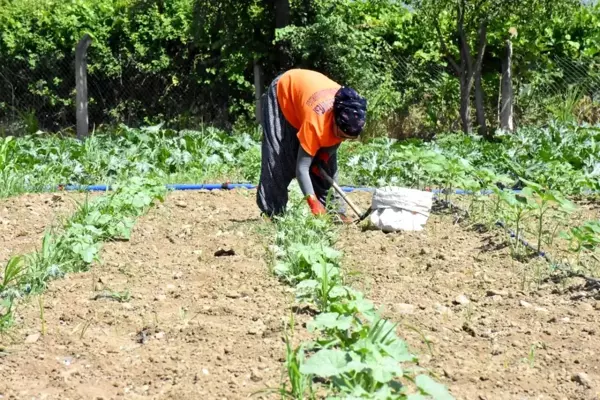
[383,53,600,136]
[2,50,600,136]
[0,56,231,135]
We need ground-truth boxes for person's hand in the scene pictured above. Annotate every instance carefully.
[306,195,326,216]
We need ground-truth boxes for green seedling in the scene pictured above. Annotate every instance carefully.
[560,220,600,270]
[281,313,315,400]
[498,190,535,259]
[267,189,454,399]
[0,256,25,331]
[521,178,577,253]
[527,344,537,368]
[435,156,473,202]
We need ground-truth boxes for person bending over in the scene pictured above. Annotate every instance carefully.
[256,68,367,221]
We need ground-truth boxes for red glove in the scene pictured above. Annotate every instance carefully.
[306,195,326,216]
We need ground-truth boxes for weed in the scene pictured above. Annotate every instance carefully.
[0,256,25,332]
[520,179,576,254]
[526,344,537,368]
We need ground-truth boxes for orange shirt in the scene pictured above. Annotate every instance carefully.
[276,69,342,156]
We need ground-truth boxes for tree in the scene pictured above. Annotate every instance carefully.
[410,0,584,137]
[412,0,503,137]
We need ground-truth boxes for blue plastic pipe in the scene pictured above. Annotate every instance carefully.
[167,183,256,191]
[56,184,596,196]
[57,183,375,193]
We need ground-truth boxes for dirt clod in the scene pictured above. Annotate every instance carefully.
[215,248,236,257]
[250,369,263,382]
[519,300,532,308]
[394,303,416,315]
[572,372,592,388]
[454,294,470,305]
[24,333,40,344]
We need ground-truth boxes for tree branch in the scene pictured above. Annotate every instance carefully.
[433,18,460,74]
[474,19,488,73]
[457,0,471,75]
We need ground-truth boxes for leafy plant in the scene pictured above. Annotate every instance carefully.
[266,188,453,399]
[497,190,535,259]
[520,179,577,253]
[560,221,600,273]
[0,176,166,328]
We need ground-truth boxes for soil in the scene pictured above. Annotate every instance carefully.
[342,192,600,400]
[0,193,80,264]
[1,190,599,400]
[0,190,308,400]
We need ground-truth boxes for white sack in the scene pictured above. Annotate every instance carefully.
[369,186,433,232]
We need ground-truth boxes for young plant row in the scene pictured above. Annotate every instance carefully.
[2,120,599,201]
[266,193,454,400]
[446,177,600,280]
[0,177,166,331]
[0,126,261,199]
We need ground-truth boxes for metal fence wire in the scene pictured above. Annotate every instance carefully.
[2,51,600,135]
[0,55,225,135]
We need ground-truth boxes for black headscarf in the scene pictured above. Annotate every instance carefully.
[333,87,367,136]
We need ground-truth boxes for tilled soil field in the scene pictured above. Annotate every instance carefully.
[1,190,599,400]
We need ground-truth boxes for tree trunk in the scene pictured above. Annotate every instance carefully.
[274,0,291,70]
[459,74,472,133]
[253,59,264,124]
[473,20,488,137]
[275,0,290,28]
[435,3,488,135]
[500,39,514,132]
[474,72,487,137]
[457,1,473,134]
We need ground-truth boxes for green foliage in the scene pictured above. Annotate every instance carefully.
[0,0,253,130]
[560,220,600,275]
[1,120,598,202]
[0,125,261,198]
[520,179,576,253]
[0,256,25,331]
[2,0,600,133]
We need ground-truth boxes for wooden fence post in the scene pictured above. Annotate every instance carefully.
[500,39,514,132]
[75,34,92,140]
